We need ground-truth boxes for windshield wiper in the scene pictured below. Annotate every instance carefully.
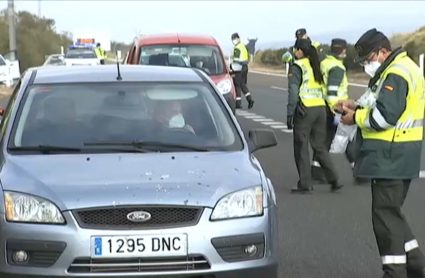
[8,145,153,154]
[8,145,82,153]
[84,141,210,152]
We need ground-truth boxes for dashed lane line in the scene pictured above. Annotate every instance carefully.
[270,86,287,91]
[236,110,292,133]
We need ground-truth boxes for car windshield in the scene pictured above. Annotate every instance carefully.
[46,57,64,65]
[65,49,96,59]
[0,56,6,66]
[8,83,243,153]
[140,44,226,76]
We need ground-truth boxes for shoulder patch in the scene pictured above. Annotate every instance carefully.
[384,85,394,91]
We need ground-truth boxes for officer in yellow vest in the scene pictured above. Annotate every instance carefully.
[311,38,355,183]
[231,33,254,109]
[286,38,343,194]
[338,28,425,278]
[95,43,107,65]
[295,28,324,61]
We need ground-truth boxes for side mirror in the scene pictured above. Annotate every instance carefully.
[248,129,278,152]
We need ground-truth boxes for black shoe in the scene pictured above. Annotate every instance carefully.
[248,99,254,109]
[291,187,313,194]
[330,181,344,192]
[311,165,327,184]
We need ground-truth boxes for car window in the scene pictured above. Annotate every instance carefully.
[65,49,96,59]
[8,83,243,152]
[140,44,225,76]
[46,57,64,65]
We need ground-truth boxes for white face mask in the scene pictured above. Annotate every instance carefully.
[364,61,381,77]
[363,52,382,77]
[232,39,239,45]
[169,114,185,128]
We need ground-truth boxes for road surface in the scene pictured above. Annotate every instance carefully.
[0,72,424,278]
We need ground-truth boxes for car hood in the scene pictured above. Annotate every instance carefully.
[0,152,261,210]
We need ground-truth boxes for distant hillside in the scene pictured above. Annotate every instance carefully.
[252,25,425,72]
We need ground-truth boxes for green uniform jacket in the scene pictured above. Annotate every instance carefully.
[353,48,423,179]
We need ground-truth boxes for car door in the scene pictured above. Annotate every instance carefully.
[2,51,20,80]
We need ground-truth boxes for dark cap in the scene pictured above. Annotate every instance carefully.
[294,38,311,50]
[231,33,240,40]
[331,38,347,49]
[354,28,389,63]
[295,28,307,38]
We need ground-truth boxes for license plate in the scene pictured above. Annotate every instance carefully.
[91,234,188,258]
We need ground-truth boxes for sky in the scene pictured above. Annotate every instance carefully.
[1,0,424,51]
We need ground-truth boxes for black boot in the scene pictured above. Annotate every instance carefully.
[291,181,313,194]
[247,95,254,109]
[330,181,344,192]
[291,187,313,194]
[236,99,242,109]
[311,165,327,184]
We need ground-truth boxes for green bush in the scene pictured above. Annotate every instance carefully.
[0,10,72,72]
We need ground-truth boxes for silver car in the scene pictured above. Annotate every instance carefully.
[0,65,279,278]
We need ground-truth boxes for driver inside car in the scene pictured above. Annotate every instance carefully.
[192,57,211,75]
[153,101,195,134]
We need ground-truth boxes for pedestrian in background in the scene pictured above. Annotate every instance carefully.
[286,38,343,194]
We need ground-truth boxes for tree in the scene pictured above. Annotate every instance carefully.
[0,10,72,72]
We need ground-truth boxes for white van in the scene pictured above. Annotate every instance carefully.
[0,51,20,87]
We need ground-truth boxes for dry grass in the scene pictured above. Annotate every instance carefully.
[249,62,369,84]
[0,85,13,98]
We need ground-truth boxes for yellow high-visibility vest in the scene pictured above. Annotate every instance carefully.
[321,55,349,109]
[294,58,326,107]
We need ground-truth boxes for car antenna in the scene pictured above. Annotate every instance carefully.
[116,51,122,81]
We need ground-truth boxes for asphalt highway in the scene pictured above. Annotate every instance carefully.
[0,71,424,278]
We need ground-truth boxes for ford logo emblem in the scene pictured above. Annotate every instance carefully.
[127,211,152,222]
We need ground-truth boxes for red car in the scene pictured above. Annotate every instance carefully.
[124,34,236,113]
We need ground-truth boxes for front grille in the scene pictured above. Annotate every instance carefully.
[73,206,203,229]
[68,256,210,273]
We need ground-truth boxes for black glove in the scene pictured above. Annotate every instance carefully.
[287,115,293,130]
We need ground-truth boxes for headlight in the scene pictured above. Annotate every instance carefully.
[4,192,65,224]
[210,186,263,220]
[216,79,232,95]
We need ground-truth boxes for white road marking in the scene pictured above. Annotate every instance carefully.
[253,118,274,122]
[271,86,287,91]
[244,115,265,119]
[261,121,285,125]
[235,109,293,133]
[420,171,425,178]
[250,70,368,88]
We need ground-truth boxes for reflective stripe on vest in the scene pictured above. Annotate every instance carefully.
[359,57,425,143]
[321,55,349,108]
[294,58,325,107]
